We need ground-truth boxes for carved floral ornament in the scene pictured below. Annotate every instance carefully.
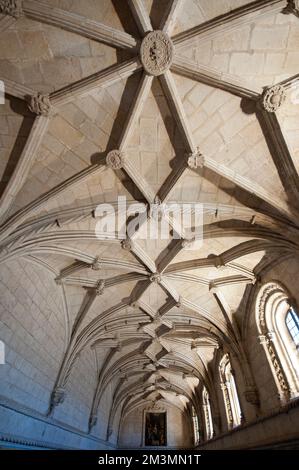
[261,85,287,113]
[186,150,205,170]
[28,93,52,116]
[0,0,23,18]
[140,30,174,76]
[106,149,124,170]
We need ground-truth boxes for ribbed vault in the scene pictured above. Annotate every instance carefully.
[0,0,299,447]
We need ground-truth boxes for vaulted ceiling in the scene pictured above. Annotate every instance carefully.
[0,0,299,434]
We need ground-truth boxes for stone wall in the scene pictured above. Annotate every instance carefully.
[118,403,193,449]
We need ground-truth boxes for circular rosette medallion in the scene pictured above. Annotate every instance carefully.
[140,30,174,76]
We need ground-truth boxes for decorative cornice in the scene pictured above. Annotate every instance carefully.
[0,0,23,18]
[106,150,124,170]
[261,85,287,113]
[27,93,53,116]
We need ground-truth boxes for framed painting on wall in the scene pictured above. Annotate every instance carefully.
[144,412,167,446]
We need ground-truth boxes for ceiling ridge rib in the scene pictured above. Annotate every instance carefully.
[257,109,299,207]
[158,68,292,218]
[23,0,138,50]
[0,13,14,33]
[172,0,286,47]
[0,115,50,221]
[1,77,35,99]
[171,55,261,99]
[0,164,106,242]
[160,0,185,35]
[50,58,142,107]
[128,0,153,36]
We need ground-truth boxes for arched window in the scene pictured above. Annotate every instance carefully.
[202,386,213,440]
[219,354,242,430]
[256,282,299,402]
[191,406,200,446]
[286,307,299,348]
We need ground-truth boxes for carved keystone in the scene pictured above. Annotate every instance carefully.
[140,30,174,76]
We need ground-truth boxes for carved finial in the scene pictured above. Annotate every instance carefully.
[55,277,63,286]
[150,272,161,284]
[0,0,23,18]
[261,85,287,113]
[186,149,205,169]
[95,280,105,296]
[28,93,52,116]
[176,297,182,308]
[106,149,123,170]
[121,239,132,251]
[91,256,101,271]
